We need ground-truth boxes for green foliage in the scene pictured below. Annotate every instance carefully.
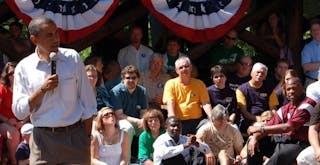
[235,40,256,57]
[79,47,91,61]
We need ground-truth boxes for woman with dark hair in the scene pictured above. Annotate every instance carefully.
[138,109,166,165]
[0,61,23,165]
[91,107,130,165]
[275,69,299,108]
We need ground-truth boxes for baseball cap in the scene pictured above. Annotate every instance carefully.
[20,123,34,135]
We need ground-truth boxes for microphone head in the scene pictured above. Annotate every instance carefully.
[49,52,57,61]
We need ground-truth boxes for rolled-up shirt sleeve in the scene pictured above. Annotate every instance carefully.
[12,62,31,120]
[153,141,184,163]
[76,55,97,120]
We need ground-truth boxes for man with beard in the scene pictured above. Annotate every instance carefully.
[236,62,279,133]
[163,56,212,135]
[246,77,312,165]
[153,116,212,165]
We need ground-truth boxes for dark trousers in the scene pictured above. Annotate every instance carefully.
[247,141,308,165]
[30,123,90,165]
[181,118,205,135]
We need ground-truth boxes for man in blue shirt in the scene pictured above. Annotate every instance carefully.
[301,18,320,87]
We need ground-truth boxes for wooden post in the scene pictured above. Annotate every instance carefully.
[286,0,303,76]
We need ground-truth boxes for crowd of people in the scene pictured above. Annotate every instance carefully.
[0,14,320,165]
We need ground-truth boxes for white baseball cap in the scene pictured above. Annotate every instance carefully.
[20,123,34,135]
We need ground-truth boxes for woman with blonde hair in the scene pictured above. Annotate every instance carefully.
[138,109,166,165]
[91,107,130,165]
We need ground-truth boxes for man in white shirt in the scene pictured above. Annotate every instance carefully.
[117,26,154,72]
[12,16,96,164]
[153,116,212,165]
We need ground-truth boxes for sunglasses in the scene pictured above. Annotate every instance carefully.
[239,62,253,66]
[103,112,115,117]
[8,72,14,76]
[178,64,190,70]
[225,35,237,41]
[125,76,137,80]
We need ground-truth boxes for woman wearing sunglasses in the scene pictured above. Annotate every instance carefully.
[91,107,130,165]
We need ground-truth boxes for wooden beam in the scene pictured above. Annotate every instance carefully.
[0,2,15,23]
[64,4,148,51]
[238,30,279,58]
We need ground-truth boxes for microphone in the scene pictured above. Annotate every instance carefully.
[49,52,57,75]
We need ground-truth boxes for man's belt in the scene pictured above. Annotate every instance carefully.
[37,120,82,133]
[305,75,318,81]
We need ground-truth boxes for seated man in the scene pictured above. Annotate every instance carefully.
[139,54,170,109]
[246,77,313,165]
[296,105,320,165]
[110,65,148,161]
[153,116,212,165]
[227,55,253,91]
[197,104,243,165]
[163,56,212,135]
[236,62,278,133]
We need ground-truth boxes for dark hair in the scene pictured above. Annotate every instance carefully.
[165,116,181,127]
[84,56,102,67]
[0,62,17,87]
[167,36,182,46]
[9,21,23,30]
[121,65,140,79]
[276,59,289,68]
[28,16,55,36]
[142,109,165,131]
[210,65,226,79]
[310,18,320,27]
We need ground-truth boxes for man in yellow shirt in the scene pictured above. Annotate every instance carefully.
[163,56,212,135]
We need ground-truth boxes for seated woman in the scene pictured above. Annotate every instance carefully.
[138,109,166,165]
[196,104,243,165]
[275,69,299,108]
[85,65,112,110]
[0,62,25,164]
[91,107,130,165]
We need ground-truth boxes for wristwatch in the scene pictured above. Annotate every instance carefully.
[40,87,46,94]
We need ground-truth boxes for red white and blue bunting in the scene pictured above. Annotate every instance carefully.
[5,0,119,44]
[141,0,250,43]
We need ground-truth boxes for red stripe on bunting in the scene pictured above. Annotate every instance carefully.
[5,0,120,44]
[141,0,251,43]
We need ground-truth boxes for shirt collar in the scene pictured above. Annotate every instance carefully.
[31,48,66,66]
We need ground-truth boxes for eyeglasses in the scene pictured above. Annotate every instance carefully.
[178,64,190,70]
[125,76,137,80]
[8,72,14,76]
[103,112,115,118]
[239,61,253,66]
[225,35,237,41]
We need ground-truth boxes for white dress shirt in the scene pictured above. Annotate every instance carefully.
[117,44,153,72]
[12,48,97,127]
[153,132,210,165]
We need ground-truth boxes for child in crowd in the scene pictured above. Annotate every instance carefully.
[15,123,33,165]
[240,110,274,165]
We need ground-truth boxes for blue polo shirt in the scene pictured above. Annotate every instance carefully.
[110,83,148,118]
